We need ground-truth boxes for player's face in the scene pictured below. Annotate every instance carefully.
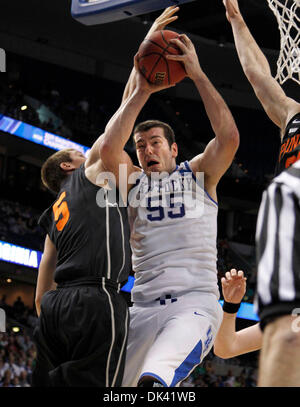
[59,149,86,175]
[134,127,178,176]
[69,149,86,168]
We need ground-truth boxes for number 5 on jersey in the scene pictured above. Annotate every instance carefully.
[53,191,70,231]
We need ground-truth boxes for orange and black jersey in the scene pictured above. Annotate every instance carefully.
[275,112,300,176]
[38,164,131,285]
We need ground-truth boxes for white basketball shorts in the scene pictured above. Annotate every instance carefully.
[122,291,223,387]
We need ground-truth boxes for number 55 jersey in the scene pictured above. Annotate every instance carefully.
[127,161,220,303]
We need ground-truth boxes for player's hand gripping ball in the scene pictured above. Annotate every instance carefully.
[137,30,186,86]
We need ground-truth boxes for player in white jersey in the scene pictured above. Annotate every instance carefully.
[124,157,222,387]
[128,159,219,303]
[98,6,240,386]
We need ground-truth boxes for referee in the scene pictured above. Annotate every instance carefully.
[32,145,132,387]
[223,0,300,387]
[255,158,300,386]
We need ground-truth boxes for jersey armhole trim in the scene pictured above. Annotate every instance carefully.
[286,112,300,129]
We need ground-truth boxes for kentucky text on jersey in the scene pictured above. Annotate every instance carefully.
[95,167,203,209]
[128,169,205,214]
[137,173,194,194]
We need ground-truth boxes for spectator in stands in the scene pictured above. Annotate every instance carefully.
[18,352,27,371]
[25,356,33,378]
[0,369,12,387]
[204,360,216,384]
[0,333,8,349]
[18,370,30,387]
[0,356,9,381]
[7,353,22,379]
[235,372,246,387]
[214,375,225,387]
[248,372,256,386]
[224,369,236,387]
[13,296,25,316]
[194,376,207,387]
[6,336,19,355]
[11,376,21,387]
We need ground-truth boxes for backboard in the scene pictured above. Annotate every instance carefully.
[71,0,196,25]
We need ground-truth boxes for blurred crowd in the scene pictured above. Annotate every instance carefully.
[0,331,35,387]
[0,200,44,251]
[0,85,40,129]
[181,359,258,387]
[0,295,38,330]
[0,295,37,387]
[0,78,115,147]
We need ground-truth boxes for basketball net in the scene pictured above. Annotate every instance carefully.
[266,0,300,85]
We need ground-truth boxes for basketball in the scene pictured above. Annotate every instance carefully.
[137,30,186,86]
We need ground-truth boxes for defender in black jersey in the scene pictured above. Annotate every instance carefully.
[33,148,132,387]
[224,0,300,386]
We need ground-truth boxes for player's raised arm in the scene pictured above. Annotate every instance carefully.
[223,0,300,132]
[122,5,179,104]
[86,7,180,183]
[35,235,57,317]
[214,269,262,359]
[167,35,239,188]
[86,57,174,180]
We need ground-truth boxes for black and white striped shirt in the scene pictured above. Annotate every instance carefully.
[255,159,300,316]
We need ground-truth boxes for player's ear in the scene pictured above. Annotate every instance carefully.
[60,161,74,171]
[171,142,178,158]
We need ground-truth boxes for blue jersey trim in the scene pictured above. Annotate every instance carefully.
[139,372,168,387]
[170,339,203,387]
[184,161,218,207]
[204,190,218,207]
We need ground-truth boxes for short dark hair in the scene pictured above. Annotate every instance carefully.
[41,149,74,194]
[133,120,175,148]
